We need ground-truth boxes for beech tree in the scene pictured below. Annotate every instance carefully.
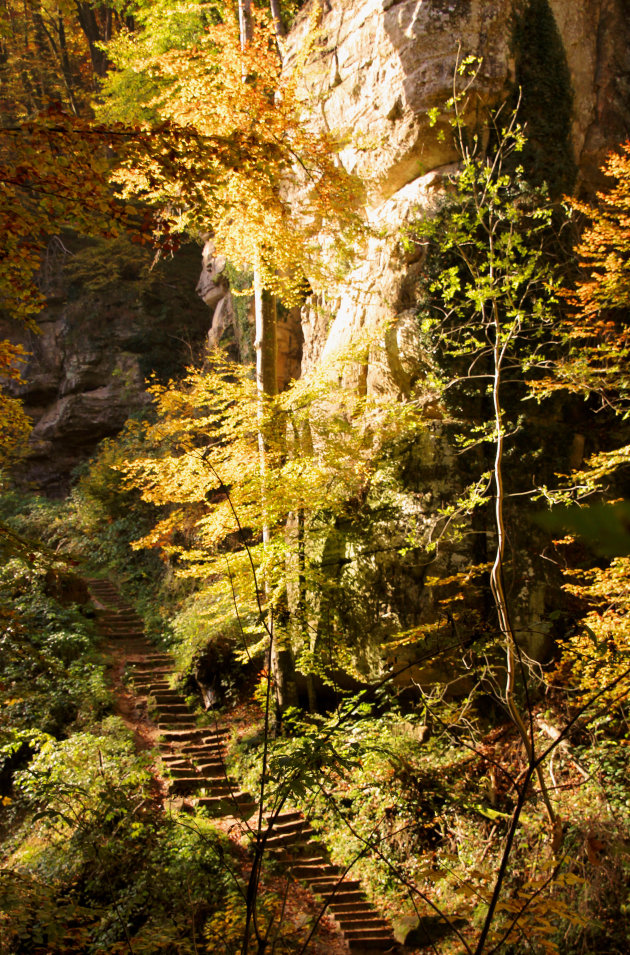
[103,6,362,716]
[406,69,569,894]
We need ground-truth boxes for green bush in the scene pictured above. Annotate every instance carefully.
[3,719,235,953]
[0,559,109,740]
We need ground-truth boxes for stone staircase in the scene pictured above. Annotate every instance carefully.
[88,577,400,954]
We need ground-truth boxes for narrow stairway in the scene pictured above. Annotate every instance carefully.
[88,577,400,954]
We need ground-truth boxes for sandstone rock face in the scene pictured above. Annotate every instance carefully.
[549,0,630,187]
[288,0,630,381]
[4,240,210,494]
[290,0,511,201]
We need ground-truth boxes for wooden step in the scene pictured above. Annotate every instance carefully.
[263,811,304,825]
[195,794,257,817]
[130,665,173,675]
[346,938,396,952]
[155,704,192,715]
[289,861,338,879]
[166,766,200,778]
[129,654,171,663]
[181,748,227,761]
[308,877,362,893]
[169,777,211,795]
[179,744,226,758]
[320,890,366,905]
[265,830,313,849]
[329,901,377,914]
[159,725,198,734]
[263,819,313,838]
[101,619,144,625]
[336,917,390,931]
[159,729,207,743]
[157,713,197,725]
[196,765,228,779]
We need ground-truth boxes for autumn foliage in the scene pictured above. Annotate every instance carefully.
[107,8,363,303]
[544,142,630,406]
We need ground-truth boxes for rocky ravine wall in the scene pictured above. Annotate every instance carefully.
[274,0,630,674]
[5,239,210,495]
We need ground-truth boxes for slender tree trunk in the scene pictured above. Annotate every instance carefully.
[74,1,110,78]
[489,302,558,837]
[238,0,253,47]
[56,14,80,115]
[253,262,277,554]
[269,0,286,37]
[254,267,298,723]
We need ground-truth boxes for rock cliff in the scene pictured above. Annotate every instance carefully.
[4,238,210,495]
[6,0,629,668]
[287,0,630,385]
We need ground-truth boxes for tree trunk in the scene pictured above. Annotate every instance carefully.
[238,0,253,47]
[74,1,110,78]
[254,267,298,722]
[269,0,286,37]
[489,302,558,837]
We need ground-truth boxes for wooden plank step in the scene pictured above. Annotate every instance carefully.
[159,729,207,743]
[183,750,227,762]
[308,876,361,891]
[265,830,313,849]
[272,842,324,861]
[312,879,362,893]
[157,711,196,722]
[169,778,212,795]
[200,729,231,740]
[104,631,145,639]
[156,712,196,725]
[156,704,192,715]
[180,744,226,757]
[196,765,228,779]
[128,654,171,662]
[262,819,313,837]
[289,862,338,879]
[100,614,144,623]
[130,665,173,674]
[319,890,367,905]
[100,623,146,632]
[165,766,202,779]
[195,794,257,816]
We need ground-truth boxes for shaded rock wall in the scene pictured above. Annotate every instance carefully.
[4,239,210,495]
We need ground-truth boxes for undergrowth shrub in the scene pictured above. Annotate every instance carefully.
[1,718,235,953]
[0,558,109,743]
